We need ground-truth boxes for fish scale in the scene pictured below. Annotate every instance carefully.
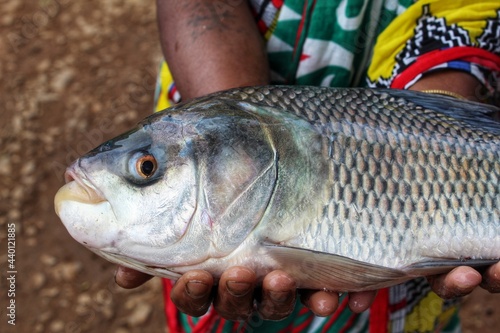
[55,86,500,291]
[212,86,500,266]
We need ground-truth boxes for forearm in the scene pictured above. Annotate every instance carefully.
[157,0,269,100]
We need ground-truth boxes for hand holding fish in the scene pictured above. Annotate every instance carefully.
[119,260,500,320]
[114,263,500,320]
[428,264,500,298]
[114,265,375,320]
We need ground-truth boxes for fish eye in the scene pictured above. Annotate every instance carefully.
[135,154,157,179]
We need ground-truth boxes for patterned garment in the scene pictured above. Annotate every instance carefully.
[367,0,500,103]
[154,1,500,332]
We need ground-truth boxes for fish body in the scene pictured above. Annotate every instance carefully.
[55,86,500,291]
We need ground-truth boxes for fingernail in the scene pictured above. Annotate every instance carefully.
[456,271,480,290]
[226,281,252,297]
[114,267,123,283]
[269,290,292,303]
[186,281,210,299]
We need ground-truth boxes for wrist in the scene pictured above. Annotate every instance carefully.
[408,70,482,101]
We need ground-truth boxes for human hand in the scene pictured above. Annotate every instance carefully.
[115,263,500,321]
[115,265,153,288]
[168,267,378,320]
[115,265,377,321]
[427,263,500,298]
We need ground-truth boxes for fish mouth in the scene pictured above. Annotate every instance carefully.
[54,167,107,216]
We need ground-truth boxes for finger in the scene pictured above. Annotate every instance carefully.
[427,266,482,299]
[170,270,213,317]
[258,270,296,320]
[348,290,377,313]
[115,266,153,289]
[300,290,339,317]
[214,266,256,321]
[480,262,500,293]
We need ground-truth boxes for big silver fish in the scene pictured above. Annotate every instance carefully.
[54,86,500,292]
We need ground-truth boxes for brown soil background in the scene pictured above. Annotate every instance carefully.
[0,1,499,332]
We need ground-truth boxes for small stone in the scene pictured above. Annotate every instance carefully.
[114,113,127,125]
[37,59,51,72]
[34,323,44,333]
[51,68,75,93]
[35,219,45,229]
[32,272,46,290]
[53,261,82,281]
[12,115,23,132]
[0,155,11,175]
[1,15,14,26]
[75,304,90,316]
[125,296,138,310]
[41,134,55,147]
[12,187,23,202]
[49,320,65,332]
[75,292,92,315]
[101,305,115,320]
[126,110,138,121]
[40,287,59,298]
[114,328,130,333]
[4,1,20,13]
[25,225,37,236]
[77,292,92,305]
[126,304,152,327]
[26,238,37,247]
[40,254,57,266]
[91,102,103,113]
[8,210,21,223]
[95,289,113,306]
[37,310,53,323]
[48,126,62,136]
[21,160,36,175]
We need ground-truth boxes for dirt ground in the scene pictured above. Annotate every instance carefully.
[0,1,499,333]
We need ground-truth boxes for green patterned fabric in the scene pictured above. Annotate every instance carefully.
[264,0,414,87]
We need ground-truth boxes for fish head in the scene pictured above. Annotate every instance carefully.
[54,102,277,277]
[54,115,202,274]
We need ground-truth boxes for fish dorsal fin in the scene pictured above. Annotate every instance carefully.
[404,258,500,276]
[376,89,500,136]
[263,243,410,292]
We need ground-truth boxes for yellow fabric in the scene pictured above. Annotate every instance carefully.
[403,292,456,333]
[155,62,176,112]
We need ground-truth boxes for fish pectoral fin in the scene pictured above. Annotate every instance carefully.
[263,243,409,292]
[405,258,500,276]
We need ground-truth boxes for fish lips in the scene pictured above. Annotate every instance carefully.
[55,167,106,210]
[54,165,117,249]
